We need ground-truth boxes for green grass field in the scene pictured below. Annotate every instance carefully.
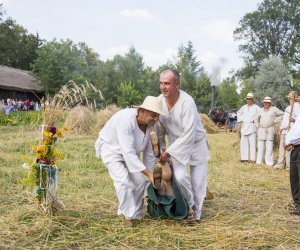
[1,127,300,249]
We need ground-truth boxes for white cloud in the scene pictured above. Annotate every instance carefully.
[120,8,154,21]
[199,20,236,43]
[101,46,176,69]
[103,45,129,59]
[199,51,220,65]
[140,48,177,69]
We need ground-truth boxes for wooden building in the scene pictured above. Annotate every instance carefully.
[0,66,43,101]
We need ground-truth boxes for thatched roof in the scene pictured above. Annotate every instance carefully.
[0,66,42,92]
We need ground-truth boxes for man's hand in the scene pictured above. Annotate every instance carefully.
[159,150,169,163]
[289,117,295,123]
[142,169,154,184]
[276,130,281,139]
[284,144,294,151]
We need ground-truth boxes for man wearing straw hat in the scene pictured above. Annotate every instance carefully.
[255,96,284,167]
[274,92,299,170]
[95,96,166,227]
[237,93,260,163]
[156,69,209,224]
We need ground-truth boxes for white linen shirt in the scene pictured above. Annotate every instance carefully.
[237,104,260,135]
[280,104,299,134]
[95,108,156,173]
[156,90,209,166]
[285,115,300,146]
[255,106,284,140]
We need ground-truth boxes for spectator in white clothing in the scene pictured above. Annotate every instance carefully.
[255,96,284,167]
[275,92,298,169]
[237,93,260,163]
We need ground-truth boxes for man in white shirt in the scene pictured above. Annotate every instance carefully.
[285,114,300,214]
[275,92,298,169]
[95,96,165,227]
[156,69,209,223]
[237,93,260,163]
[255,97,284,166]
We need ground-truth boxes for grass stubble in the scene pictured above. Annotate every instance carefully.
[1,126,300,249]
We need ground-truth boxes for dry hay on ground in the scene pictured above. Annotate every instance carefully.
[2,129,300,249]
[93,105,121,133]
[200,113,219,133]
[64,105,94,135]
[1,128,300,249]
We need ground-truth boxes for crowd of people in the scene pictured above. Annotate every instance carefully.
[237,92,300,168]
[0,98,47,115]
[238,91,300,215]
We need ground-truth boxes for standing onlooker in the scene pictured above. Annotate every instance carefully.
[275,92,298,169]
[24,99,30,111]
[156,69,209,223]
[237,93,260,163]
[255,97,284,167]
[285,115,300,214]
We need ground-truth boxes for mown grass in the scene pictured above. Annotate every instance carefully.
[0,127,300,249]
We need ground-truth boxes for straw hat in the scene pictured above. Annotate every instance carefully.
[245,93,254,99]
[135,96,166,115]
[262,96,272,103]
[287,91,296,98]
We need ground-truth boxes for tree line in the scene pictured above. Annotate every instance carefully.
[0,0,299,113]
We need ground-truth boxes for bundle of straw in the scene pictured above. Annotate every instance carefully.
[42,80,103,129]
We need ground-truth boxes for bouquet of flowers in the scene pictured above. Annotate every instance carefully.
[23,125,67,207]
[22,80,103,213]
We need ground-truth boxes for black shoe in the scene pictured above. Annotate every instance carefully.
[289,210,300,216]
[239,160,248,163]
[287,202,300,211]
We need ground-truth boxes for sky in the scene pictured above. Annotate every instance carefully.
[2,0,262,82]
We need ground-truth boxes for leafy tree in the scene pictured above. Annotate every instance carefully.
[189,73,212,113]
[117,82,142,108]
[0,16,42,70]
[175,41,202,91]
[141,66,160,97]
[0,4,4,22]
[239,79,255,103]
[250,56,292,109]
[218,76,241,110]
[104,47,146,103]
[234,0,300,77]
[32,39,100,94]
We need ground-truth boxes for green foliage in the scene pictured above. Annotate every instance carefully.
[171,41,212,112]
[250,56,292,109]
[32,40,100,94]
[234,0,300,78]
[0,3,4,22]
[0,111,42,126]
[293,78,300,93]
[239,79,254,101]
[175,41,203,91]
[189,73,212,113]
[117,82,142,108]
[0,12,42,70]
[218,77,241,110]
